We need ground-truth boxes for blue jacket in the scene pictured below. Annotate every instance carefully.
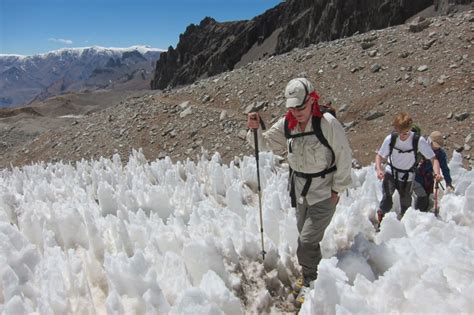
[415,148,452,192]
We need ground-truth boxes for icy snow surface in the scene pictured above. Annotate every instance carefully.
[0,150,473,314]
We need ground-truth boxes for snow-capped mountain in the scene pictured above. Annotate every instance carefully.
[0,46,164,108]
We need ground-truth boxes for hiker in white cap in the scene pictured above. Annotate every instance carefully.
[246,78,352,306]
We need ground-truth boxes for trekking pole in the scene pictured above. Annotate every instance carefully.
[434,180,440,217]
[438,181,445,191]
[253,128,266,261]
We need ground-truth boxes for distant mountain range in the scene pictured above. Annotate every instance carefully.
[0,46,163,108]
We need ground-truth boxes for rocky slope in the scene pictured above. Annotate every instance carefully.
[151,0,474,90]
[0,11,473,172]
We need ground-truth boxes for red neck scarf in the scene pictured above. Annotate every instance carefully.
[285,91,321,130]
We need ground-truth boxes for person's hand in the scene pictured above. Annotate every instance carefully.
[331,190,340,205]
[434,173,443,182]
[377,170,385,180]
[247,112,260,129]
[447,184,455,192]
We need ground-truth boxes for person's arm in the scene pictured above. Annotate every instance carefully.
[438,149,453,186]
[431,157,442,182]
[374,135,390,181]
[246,112,287,152]
[375,154,385,180]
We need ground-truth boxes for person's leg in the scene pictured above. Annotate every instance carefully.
[413,181,429,212]
[379,172,396,216]
[399,180,414,216]
[295,201,307,234]
[296,198,336,283]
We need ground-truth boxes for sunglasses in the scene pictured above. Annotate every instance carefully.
[290,99,310,111]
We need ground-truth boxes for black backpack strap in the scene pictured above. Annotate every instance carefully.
[284,117,317,153]
[285,115,336,166]
[288,167,296,207]
[284,118,293,153]
[284,115,338,205]
[389,132,398,157]
[412,133,420,165]
[294,166,337,198]
[284,118,299,205]
[284,118,314,139]
[284,118,290,139]
[388,132,420,189]
[312,116,336,166]
[388,132,399,189]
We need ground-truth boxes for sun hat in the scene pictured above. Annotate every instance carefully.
[284,78,314,108]
[429,131,444,147]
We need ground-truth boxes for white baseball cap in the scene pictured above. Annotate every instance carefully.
[284,78,314,108]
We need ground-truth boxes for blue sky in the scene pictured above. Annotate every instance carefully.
[0,0,282,56]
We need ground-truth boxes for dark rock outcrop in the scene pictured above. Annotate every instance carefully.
[151,0,436,90]
[434,0,473,14]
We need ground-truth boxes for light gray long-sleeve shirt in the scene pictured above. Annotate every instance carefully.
[247,113,352,205]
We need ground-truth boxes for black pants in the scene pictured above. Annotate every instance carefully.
[379,172,413,215]
[413,180,430,212]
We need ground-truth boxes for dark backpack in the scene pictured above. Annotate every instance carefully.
[417,159,435,194]
[388,125,421,185]
[320,101,337,118]
[284,115,335,165]
[283,114,337,206]
[388,125,421,162]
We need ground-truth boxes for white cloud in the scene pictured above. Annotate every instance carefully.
[48,38,73,45]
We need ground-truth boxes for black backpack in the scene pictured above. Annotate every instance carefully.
[320,101,337,118]
[388,126,421,186]
[283,114,337,206]
[388,125,421,162]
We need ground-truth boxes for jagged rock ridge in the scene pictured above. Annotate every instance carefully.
[151,0,443,90]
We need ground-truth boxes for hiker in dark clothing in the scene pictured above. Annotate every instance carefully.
[413,131,453,212]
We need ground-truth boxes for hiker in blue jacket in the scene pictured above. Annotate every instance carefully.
[413,131,453,212]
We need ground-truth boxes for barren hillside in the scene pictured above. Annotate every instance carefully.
[0,12,472,170]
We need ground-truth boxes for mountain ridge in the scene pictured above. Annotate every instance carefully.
[151,0,438,90]
[1,10,472,171]
[0,46,163,108]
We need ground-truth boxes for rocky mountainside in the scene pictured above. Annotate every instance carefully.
[0,46,163,108]
[1,11,472,172]
[151,0,474,90]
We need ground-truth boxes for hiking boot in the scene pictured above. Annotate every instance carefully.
[291,276,306,295]
[294,286,310,309]
[291,275,314,297]
[376,210,385,232]
[377,210,384,224]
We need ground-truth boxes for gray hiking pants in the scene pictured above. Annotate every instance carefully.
[296,197,336,280]
[379,172,413,215]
